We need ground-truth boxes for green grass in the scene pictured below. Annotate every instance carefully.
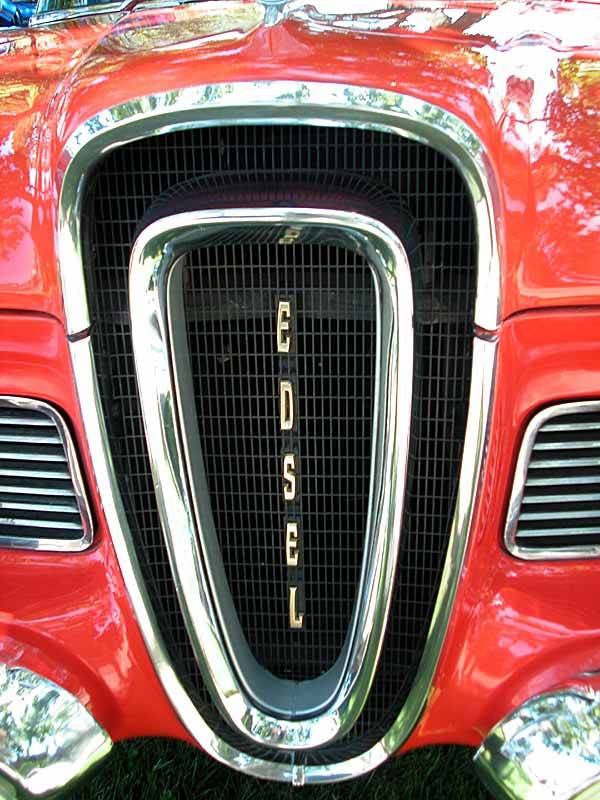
[74,739,490,799]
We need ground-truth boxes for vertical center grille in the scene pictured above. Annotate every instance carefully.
[183,242,375,680]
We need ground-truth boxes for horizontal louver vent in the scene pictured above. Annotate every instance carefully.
[0,398,92,551]
[508,403,600,558]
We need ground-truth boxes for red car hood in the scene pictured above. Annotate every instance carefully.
[0,0,598,322]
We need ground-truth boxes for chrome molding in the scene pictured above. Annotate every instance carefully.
[505,401,600,561]
[0,396,93,553]
[62,80,500,782]
[30,2,121,25]
[28,0,403,28]
[128,208,412,749]
[474,686,600,800]
[31,0,263,33]
[0,663,112,799]
[70,332,496,781]
[31,0,252,25]
[58,81,501,337]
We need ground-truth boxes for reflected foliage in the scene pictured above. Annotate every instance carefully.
[0,665,111,796]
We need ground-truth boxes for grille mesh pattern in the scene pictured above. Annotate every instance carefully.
[0,400,89,546]
[183,243,375,679]
[514,408,600,551]
[84,124,476,762]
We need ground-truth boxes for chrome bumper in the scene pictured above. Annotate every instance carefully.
[474,686,600,800]
[0,663,112,799]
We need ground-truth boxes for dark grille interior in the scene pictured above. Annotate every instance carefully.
[84,124,476,762]
[0,401,89,546]
[183,243,375,679]
[513,408,600,551]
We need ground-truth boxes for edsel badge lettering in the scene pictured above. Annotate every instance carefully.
[277,299,304,630]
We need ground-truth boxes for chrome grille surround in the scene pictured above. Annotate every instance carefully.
[0,396,92,552]
[129,209,412,749]
[61,81,500,783]
[59,82,500,336]
[505,401,600,561]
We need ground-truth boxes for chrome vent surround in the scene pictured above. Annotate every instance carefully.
[0,397,92,551]
[506,401,600,560]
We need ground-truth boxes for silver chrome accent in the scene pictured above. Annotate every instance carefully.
[0,396,93,552]
[0,663,111,799]
[260,0,286,26]
[70,331,495,781]
[58,81,501,337]
[30,2,121,25]
[474,686,600,800]
[27,0,444,30]
[61,80,499,781]
[31,0,264,26]
[505,401,600,561]
[128,209,412,749]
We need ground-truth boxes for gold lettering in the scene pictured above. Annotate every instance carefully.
[279,227,301,245]
[283,453,296,501]
[280,380,294,431]
[277,301,292,354]
[289,586,304,629]
[286,521,299,567]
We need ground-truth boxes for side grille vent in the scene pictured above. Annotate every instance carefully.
[507,402,600,558]
[0,397,92,551]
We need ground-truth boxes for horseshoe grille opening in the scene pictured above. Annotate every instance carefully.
[83,123,476,762]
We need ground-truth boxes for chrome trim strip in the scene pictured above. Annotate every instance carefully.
[30,2,121,25]
[31,0,263,30]
[69,333,496,781]
[0,663,112,799]
[0,396,93,553]
[505,401,600,561]
[58,81,501,336]
[31,0,236,25]
[128,208,412,749]
[474,686,600,800]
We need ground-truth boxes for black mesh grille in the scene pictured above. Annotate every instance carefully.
[84,124,476,762]
[183,243,375,679]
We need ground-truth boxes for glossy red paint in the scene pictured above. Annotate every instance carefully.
[0,1,599,325]
[0,312,185,743]
[1,0,600,764]
[0,19,113,321]
[411,308,600,748]
[3,309,600,751]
